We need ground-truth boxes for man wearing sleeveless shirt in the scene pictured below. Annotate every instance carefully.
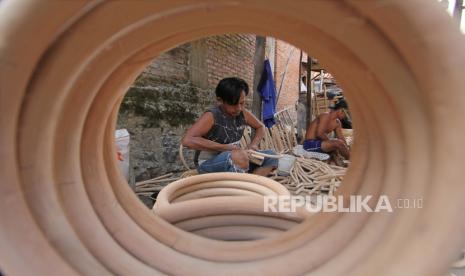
[182,77,278,176]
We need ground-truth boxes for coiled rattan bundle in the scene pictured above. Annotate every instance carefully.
[153,173,308,240]
[1,1,465,275]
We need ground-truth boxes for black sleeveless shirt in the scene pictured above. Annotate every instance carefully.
[194,106,246,164]
[204,105,246,144]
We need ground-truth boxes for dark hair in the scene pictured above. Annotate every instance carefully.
[331,99,348,110]
[215,77,249,105]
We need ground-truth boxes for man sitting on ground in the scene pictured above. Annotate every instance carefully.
[303,100,350,160]
[182,77,278,176]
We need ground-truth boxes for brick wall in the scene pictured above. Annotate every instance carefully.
[140,34,256,96]
[274,40,301,121]
[139,34,257,88]
[205,34,256,90]
[142,44,191,83]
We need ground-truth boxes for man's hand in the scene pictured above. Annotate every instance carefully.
[338,138,348,147]
[243,110,266,149]
[228,143,241,151]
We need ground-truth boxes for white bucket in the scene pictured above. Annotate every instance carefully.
[277,154,296,176]
[115,129,131,184]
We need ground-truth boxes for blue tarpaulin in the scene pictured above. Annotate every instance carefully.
[258,59,277,128]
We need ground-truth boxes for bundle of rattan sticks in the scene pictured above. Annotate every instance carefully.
[135,173,180,197]
[271,157,346,196]
[240,120,297,155]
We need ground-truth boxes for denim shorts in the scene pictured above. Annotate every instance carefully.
[197,149,279,174]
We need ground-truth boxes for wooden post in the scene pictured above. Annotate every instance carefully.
[323,83,328,112]
[296,51,305,142]
[320,70,326,113]
[306,56,312,127]
[251,36,266,120]
[298,51,302,95]
[453,0,463,27]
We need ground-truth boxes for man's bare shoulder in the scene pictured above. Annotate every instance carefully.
[195,111,214,125]
[317,113,330,121]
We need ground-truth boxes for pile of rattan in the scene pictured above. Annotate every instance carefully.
[240,108,298,154]
[272,157,346,196]
[239,114,348,196]
[135,173,179,199]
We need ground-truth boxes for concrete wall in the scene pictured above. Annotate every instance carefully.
[117,82,213,181]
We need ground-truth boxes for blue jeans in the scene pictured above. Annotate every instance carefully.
[197,149,279,174]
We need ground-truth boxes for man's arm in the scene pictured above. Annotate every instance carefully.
[243,109,265,150]
[334,119,348,145]
[316,114,330,140]
[181,112,236,152]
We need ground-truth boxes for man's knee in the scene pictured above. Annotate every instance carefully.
[231,149,249,169]
[322,140,335,152]
[259,150,279,168]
